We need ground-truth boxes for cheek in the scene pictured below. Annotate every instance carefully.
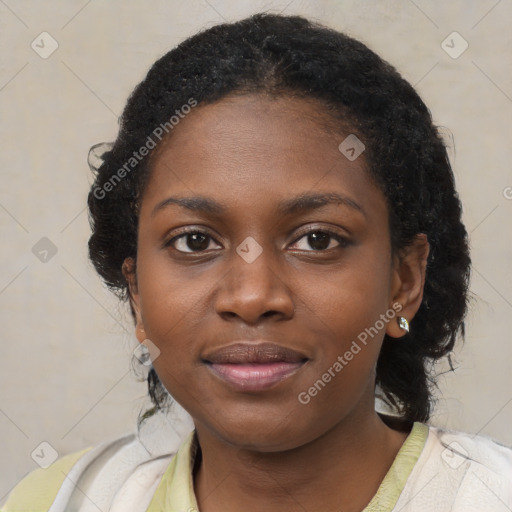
[303,256,392,340]
[295,254,392,393]
[294,280,387,424]
[135,246,210,345]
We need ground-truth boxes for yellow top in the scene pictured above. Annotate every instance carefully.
[146,421,429,511]
[1,422,428,512]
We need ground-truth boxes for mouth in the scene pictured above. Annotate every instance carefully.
[202,342,309,392]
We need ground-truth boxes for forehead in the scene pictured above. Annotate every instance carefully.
[140,93,384,220]
[150,94,346,163]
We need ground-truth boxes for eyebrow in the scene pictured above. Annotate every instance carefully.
[151,192,366,218]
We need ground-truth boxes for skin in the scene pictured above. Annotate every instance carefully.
[123,93,429,512]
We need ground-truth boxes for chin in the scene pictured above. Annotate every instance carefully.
[196,408,328,453]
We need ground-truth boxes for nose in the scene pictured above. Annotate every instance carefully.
[214,243,295,325]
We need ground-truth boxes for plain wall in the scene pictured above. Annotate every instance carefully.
[1,0,511,498]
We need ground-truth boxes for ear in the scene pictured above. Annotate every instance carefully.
[122,257,146,343]
[386,234,429,338]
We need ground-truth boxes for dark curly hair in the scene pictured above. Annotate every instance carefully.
[87,13,470,424]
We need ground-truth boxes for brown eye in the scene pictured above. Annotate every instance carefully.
[306,232,330,251]
[169,232,221,253]
[291,230,348,252]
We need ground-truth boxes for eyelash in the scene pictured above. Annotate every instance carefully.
[164,227,349,254]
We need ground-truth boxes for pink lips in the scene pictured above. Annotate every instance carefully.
[203,342,308,392]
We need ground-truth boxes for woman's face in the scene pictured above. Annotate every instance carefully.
[126,94,421,451]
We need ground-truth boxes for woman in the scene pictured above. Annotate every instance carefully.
[3,12,511,512]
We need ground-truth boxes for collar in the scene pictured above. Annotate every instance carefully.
[146,422,429,512]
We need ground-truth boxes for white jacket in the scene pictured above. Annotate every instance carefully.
[2,412,512,511]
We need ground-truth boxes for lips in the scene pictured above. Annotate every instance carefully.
[202,342,309,392]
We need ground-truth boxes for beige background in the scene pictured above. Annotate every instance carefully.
[1,0,511,498]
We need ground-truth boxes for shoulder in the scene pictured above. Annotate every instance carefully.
[1,410,194,512]
[428,424,512,475]
[0,432,185,512]
[394,423,512,511]
[1,446,92,512]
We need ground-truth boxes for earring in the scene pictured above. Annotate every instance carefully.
[397,316,409,333]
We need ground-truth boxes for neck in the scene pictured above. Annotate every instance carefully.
[193,409,409,512]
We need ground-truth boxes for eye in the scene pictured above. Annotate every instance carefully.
[167,231,221,253]
[290,229,348,252]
